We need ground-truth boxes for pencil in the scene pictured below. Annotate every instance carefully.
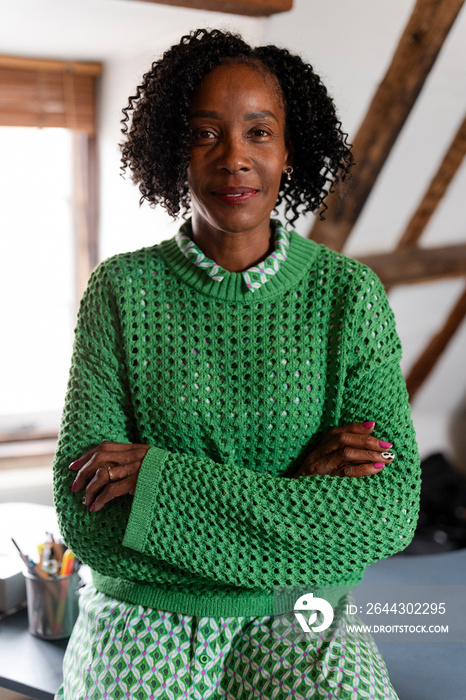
[60,549,75,577]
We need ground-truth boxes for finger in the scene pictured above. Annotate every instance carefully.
[323,431,393,460]
[293,459,338,477]
[296,448,395,477]
[339,462,391,478]
[90,447,148,466]
[339,432,393,450]
[334,433,393,452]
[334,446,395,464]
[73,449,123,493]
[72,447,149,492]
[314,428,378,458]
[68,445,100,471]
[71,451,101,493]
[68,442,145,470]
[82,462,141,506]
[68,442,117,473]
[89,475,139,512]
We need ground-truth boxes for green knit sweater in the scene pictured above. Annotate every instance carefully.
[53,225,421,617]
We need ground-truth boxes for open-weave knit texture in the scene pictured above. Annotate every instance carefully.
[53,225,421,618]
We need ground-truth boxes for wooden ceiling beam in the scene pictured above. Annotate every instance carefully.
[357,242,466,286]
[125,0,292,16]
[308,0,464,252]
[397,114,466,250]
[406,283,466,400]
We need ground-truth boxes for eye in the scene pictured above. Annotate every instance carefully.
[249,127,272,140]
[192,128,217,142]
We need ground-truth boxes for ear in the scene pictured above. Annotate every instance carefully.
[284,139,294,169]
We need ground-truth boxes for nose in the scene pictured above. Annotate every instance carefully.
[216,135,252,174]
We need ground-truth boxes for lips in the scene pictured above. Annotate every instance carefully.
[213,186,259,204]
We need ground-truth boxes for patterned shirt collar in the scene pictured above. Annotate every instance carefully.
[175,219,290,292]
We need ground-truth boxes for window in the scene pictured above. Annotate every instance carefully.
[0,126,74,427]
[0,56,101,452]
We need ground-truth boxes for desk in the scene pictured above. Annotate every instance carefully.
[1,503,465,700]
[0,607,67,700]
[0,503,74,700]
[354,548,466,700]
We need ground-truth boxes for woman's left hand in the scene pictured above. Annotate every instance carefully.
[69,441,151,512]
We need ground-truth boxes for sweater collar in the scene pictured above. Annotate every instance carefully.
[175,219,290,292]
[159,218,321,303]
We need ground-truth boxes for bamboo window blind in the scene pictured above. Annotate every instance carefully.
[0,56,102,134]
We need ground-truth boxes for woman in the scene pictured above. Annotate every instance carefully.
[53,28,421,699]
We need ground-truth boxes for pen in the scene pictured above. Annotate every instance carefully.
[41,535,53,569]
[49,532,65,563]
[11,538,50,580]
[11,537,33,568]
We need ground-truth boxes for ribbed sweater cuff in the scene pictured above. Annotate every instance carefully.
[90,570,359,617]
[123,446,169,552]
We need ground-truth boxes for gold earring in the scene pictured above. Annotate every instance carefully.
[284,166,293,181]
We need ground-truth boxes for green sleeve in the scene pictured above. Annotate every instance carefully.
[53,261,197,587]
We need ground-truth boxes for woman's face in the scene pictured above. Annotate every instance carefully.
[187,63,291,239]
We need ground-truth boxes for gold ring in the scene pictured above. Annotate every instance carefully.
[107,466,114,482]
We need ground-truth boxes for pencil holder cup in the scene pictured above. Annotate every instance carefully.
[23,569,81,640]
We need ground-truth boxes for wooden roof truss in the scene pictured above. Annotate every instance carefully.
[308,0,466,402]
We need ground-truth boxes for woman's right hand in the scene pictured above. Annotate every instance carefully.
[291,421,395,478]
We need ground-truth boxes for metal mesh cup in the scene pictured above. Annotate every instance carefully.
[23,569,80,640]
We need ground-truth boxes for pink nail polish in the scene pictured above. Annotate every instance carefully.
[363,421,375,429]
[71,482,76,492]
[90,503,95,512]
[373,463,385,469]
[379,441,393,449]
[69,460,78,470]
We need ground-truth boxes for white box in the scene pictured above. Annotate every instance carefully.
[0,557,26,612]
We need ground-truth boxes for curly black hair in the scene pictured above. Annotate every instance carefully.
[120,28,353,226]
